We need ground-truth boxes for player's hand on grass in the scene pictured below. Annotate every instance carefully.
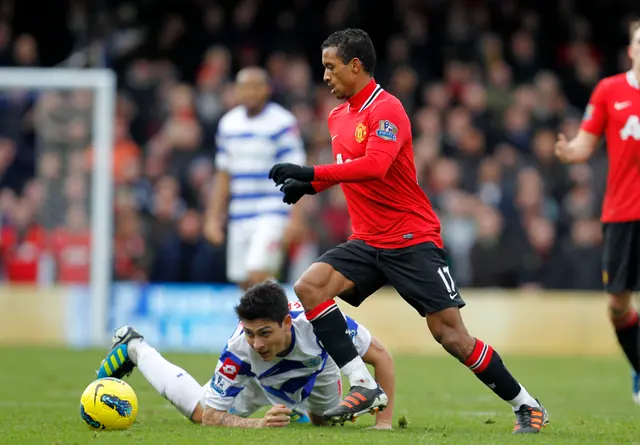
[269,163,314,185]
[280,178,317,204]
[260,405,293,428]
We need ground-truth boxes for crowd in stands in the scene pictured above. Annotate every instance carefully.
[1,0,635,290]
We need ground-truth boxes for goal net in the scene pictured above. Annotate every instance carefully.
[0,68,116,346]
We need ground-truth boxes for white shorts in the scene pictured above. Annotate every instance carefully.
[226,215,288,283]
[200,369,343,417]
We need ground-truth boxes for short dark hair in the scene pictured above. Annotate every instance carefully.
[321,28,377,75]
[235,281,289,324]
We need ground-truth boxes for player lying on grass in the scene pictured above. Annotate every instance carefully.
[95,281,395,428]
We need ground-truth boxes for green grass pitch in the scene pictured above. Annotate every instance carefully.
[1,347,639,444]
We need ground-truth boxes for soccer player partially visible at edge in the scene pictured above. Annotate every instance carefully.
[269,28,549,434]
[555,19,640,401]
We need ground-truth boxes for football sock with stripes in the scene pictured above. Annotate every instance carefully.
[128,339,204,419]
[306,299,377,390]
[464,338,538,411]
[612,310,640,373]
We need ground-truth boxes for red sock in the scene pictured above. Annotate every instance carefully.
[463,338,521,401]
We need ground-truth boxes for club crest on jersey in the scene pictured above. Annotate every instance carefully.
[583,104,594,121]
[302,357,323,368]
[376,120,398,141]
[354,122,367,143]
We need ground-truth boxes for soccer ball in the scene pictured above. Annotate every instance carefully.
[80,377,138,430]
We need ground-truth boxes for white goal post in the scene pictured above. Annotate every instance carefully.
[0,68,116,346]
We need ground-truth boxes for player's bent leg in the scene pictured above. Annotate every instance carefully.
[97,327,204,421]
[427,308,549,434]
[295,248,388,423]
[378,241,548,433]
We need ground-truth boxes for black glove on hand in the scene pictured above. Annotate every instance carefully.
[280,178,317,204]
[268,163,314,185]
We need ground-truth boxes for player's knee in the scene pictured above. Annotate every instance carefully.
[293,277,322,308]
[433,327,474,360]
[295,263,350,309]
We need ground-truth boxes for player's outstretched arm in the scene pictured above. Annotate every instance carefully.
[362,336,395,429]
[269,142,396,185]
[269,104,406,185]
[555,130,599,164]
[202,405,292,428]
[202,407,262,428]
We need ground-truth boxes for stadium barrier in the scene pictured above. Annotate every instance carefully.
[0,285,70,345]
[0,284,620,355]
[337,288,618,356]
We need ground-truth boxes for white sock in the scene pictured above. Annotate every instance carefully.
[341,356,378,390]
[128,339,203,418]
[508,384,539,411]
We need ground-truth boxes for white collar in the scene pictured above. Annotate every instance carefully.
[626,70,639,89]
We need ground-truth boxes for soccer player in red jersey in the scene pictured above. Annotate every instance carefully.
[556,20,640,402]
[269,29,548,433]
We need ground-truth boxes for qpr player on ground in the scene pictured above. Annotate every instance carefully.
[95,281,395,429]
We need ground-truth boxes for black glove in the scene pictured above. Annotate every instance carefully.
[280,178,317,204]
[269,163,314,185]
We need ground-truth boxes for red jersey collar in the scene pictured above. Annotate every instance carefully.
[347,79,382,112]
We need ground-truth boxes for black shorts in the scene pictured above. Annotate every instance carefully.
[316,240,466,317]
[602,221,640,293]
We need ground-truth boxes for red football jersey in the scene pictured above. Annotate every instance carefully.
[312,79,442,248]
[580,71,640,223]
[50,229,91,284]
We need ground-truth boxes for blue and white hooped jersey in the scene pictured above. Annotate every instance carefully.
[215,102,306,222]
[203,308,372,411]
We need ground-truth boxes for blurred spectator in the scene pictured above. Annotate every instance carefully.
[86,117,142,184]
[50,204,91,283]
[150,209,224,283]
[12,34,39,67]
[0,198,47,283]
[519,216,565,289]
[470,205,520,288]
[113,208,149,282]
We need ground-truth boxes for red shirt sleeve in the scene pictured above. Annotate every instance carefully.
[580,80,608,136]
[313,102,407,182]
[311,181,337,193]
